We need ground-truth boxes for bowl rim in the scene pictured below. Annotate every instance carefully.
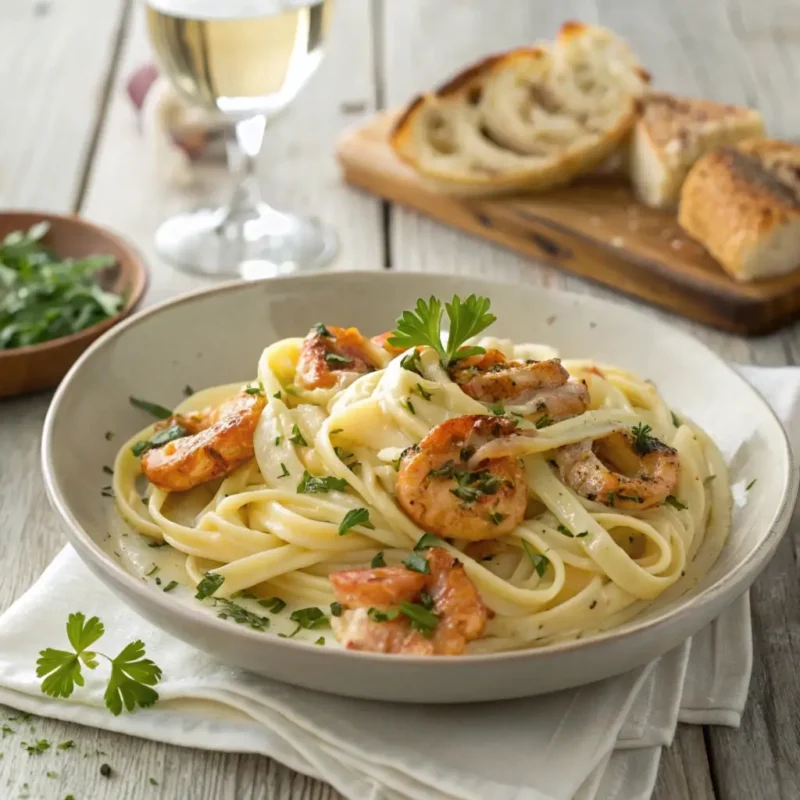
[41,271,800,666]
[0,210,149,360]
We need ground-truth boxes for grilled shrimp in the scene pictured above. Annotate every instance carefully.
[141,390,266,492]
[329,547,487,655]
[396,415,527,541]
[449,349,588,423]
[555,430,679,510]
[296,325,380,390]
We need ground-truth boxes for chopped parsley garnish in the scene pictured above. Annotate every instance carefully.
[214,598,270,631]
[419,590,434,610]
[289,424,307,446]
[414,532,447,550]
[665,495,688,510]
[460,445,475,462]
[162,580,178,593]
[273,391,281,400]
[278,462,290,478]
[275,435,282,445]
[131,423,188,457]
[371,551,386,568]
[556,524,574,537]
[400,348,423,375]
[334,446,359,469]
[746,479,757,491]
[671,411,681,428]
[339,507,374,535]
[401,552,429,574]
[2,724,14,737]
[150,777,159,786]
[148,540,168,548]
[330,602,343,617]
[489,403,505,416]
[21,739,50,755]
[606,492,615,506]
[405,399,416,415]
[703,475,716,486]
[617,493,644,503]
[330,428,344,435]
[325,353,352,366]
[195,572,224,600]
[576,531,589,538]
[297,471,348,494]
[102,465,113,475]
[36,612,161,716]
[414,383,433,401]
[129,396,173,420]
[315,637,325,645]
[387,295,496,366]
[58,740,75,750]
[428,460,456,479]
[314,322,332,337]
[368,608,400,623]
[631,423,657,455]
[244,384,264,395]
[145,564,159,577]
[450,469,503,504]
[399,602,439,635]
[521,540,549,577]
[104,431,114,441]
[183,385,194,397]
[257,596,286,613]
[289,607,329,630]
[489,512,505,525]
[535,415,554,429]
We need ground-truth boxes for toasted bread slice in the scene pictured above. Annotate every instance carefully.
[630,93,765,209]
[678,139,800,282]
[390,22,648,196]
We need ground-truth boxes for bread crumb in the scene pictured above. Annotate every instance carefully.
[611,236,625,247]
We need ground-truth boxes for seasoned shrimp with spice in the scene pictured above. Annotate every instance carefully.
[555,424,679,510]
[449,349,589,424]
[329,546,488,655]
[296,324,384,390]
[396,414,528,541]
[140,390,266,492]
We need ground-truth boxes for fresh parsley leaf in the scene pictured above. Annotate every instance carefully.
[387,294,496,366]
[489,511,505,525]
[414,383,432,401]
[183,385,194,397]
[195,572,224,600]
[37,613,162,717]
[244,384,263,395]
[129,396,173,420]
[631,423,657,455]
[367,607,400,623]
[535,415,554,429]
[400,349,422,375]
[131,423,188,457]
[371,551,386,568]
[330,602,343,617]
[104,641,161,716]
[746,479,757,491]
[405,398,416,415]
[314,322,332,337]
[576,531,589,538]
[162,580,178,593]
[21,739,50,755]
[414,533,447,550]
[488,403,505,416]
[325,353,352,366]
[149,777,159,786]
[665,495,688,510]
[278,462,290,478]
[671,411,681,428]
[58,740,75,750]
[521,540,549,577]
[257,596,286,613]
[102,465,113,476]
[399,601,439,635]
[617,493,644,503]
[289,424,307,446]
[297,470,347,494]
[556,524,574,537]
[401,552,429,574]
[314,637,325,645]
[339,508,374,535]
[289,607,329,630]
[214,598,270,631]
[275,435,282,445]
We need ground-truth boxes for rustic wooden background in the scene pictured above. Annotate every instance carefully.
[1,0,799,797]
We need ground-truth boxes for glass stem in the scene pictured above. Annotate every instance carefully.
[225,115,268,222]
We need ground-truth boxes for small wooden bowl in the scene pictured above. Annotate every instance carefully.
[0,211,148,398]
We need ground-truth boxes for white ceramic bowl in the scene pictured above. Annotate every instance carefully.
[42,273,797,703]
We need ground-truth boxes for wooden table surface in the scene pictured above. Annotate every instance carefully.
[2,0,799,797]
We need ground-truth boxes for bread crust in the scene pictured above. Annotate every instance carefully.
[390,23,648,196]
[678,140,800,281]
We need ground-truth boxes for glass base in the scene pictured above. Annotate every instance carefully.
[154,203,339,279]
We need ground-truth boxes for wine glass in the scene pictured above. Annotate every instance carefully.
[145,0,338,279]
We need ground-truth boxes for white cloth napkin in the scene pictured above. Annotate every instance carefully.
[0,365,796,800]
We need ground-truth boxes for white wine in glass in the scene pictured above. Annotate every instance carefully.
[146,0,338,278]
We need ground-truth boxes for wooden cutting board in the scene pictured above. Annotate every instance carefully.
[336,112,800,336]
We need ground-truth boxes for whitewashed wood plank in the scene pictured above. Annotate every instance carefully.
[0,0,128,210]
